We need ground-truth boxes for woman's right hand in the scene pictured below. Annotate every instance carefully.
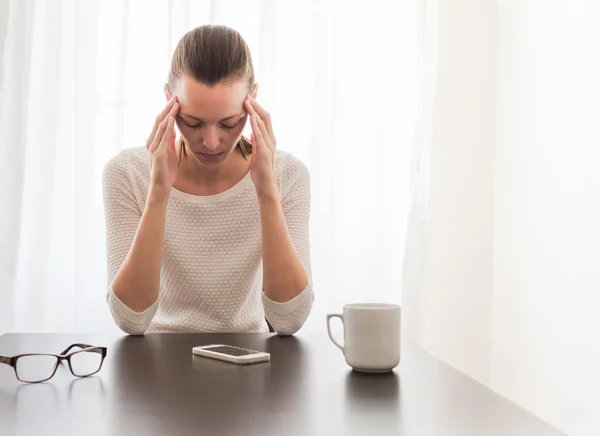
[146,96,181,200]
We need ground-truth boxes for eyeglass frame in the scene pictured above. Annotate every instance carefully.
[0,343,107,383]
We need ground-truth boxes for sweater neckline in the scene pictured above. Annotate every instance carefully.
[168,170,254,205]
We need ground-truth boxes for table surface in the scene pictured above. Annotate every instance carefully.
[0,333,567,436]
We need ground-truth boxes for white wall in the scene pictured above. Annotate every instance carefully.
[409,1,600,434]
[416,0,498,385]
[493,1,600,435]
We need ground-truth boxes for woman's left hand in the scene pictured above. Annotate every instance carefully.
[244,96,278,199]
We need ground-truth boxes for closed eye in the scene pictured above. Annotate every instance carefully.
[178,116,242,130]
[185,122,236,130]
[222,117,245,130]
[183,120,202,129]
[176,115,202,129]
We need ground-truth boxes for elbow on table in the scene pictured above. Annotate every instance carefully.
[106,288,155,336]
[270,310,312,336]
[264,286,315,336]
[273,323,303,337]
[115,320,148,336]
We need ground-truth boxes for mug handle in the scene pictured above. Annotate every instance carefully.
[326,314,345,353]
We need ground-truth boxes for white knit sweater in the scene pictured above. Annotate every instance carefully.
[102,146,314,335]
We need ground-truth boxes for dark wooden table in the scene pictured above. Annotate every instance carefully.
[0,333,567,436]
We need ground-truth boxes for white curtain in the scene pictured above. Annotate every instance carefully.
[0,0,418,333]
[406,1,600,435]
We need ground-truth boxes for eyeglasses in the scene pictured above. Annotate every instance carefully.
[0,343,107,383]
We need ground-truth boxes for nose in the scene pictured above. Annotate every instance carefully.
[202,127,219,151]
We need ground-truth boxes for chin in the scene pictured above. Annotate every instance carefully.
[189,147,236,167]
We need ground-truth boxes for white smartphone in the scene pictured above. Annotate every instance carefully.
[192,344,270,365]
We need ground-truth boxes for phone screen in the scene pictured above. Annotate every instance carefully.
[205,346,259,356]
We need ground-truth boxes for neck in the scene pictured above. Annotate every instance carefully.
[178,148,250,187]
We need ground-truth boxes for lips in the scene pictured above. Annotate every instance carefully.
[196,152,224,160]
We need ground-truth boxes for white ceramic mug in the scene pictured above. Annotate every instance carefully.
[327,303,401,372]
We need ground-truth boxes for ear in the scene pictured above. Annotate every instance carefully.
[164,83,172,101]
[251,83,258,99]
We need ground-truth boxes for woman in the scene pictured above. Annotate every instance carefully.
[102,25,313,335]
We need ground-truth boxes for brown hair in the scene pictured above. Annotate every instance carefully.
[167,25,255,160]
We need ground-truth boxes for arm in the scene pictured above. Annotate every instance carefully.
[244,95,314,335]
[102,156,163,335]
[103,98,180,335]
[111,190,168,312]
[260,192,309,303]
[260,161,314,335]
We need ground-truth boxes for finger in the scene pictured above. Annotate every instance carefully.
[244,98,257,117]
[256,115,274,151]
[150,102,179,152]
[168,131,176,155]
[147,98,178,148]
[249,114,265,156]
[249,113,265,146]
[146,96,178,147]
[149,115,171,154]
[246,96,275,144]
[244,99,262,149]
[245,101,271,149]
[158,116,175,154]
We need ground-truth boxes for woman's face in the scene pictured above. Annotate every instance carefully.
[168,75,255,168]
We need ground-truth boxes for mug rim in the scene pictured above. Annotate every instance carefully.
[344,303,400,310]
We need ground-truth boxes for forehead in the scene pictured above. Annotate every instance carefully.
[175,75,247,120]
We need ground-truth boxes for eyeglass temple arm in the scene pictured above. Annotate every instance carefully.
[0,355,14,366]
[60,343,101,355]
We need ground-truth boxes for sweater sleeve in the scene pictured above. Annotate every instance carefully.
[262,158,315,335]
[102,154,158,335]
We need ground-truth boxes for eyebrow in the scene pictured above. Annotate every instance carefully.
[179,112,245,123]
